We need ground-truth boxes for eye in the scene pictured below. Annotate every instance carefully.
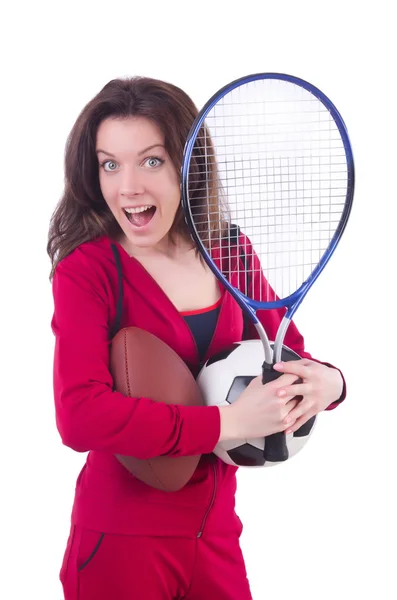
[100,160,118,172]
[144,157,164,168]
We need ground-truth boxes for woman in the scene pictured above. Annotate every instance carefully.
[48,76,345,600]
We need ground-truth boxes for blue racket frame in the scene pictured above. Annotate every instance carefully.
[181,72,355,332]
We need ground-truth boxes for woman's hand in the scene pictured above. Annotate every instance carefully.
[273,359,344,434]
[219,372,301,442]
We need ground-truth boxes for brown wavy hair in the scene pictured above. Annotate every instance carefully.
[47,76,226,279]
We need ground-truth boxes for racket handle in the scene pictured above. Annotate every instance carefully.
[264,432,289,462]
[294,415,316,437]
[262,363,289,462]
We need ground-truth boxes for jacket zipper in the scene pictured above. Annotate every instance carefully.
[194,294,223,537]
[130,259,222,537]
[197,459,218,538]
[117,246,225,537]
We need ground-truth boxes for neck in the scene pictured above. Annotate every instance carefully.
[119,234,195,260]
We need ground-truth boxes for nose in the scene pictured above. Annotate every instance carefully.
[120,166,145,197]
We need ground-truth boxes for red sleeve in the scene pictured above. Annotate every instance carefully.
[51,252,220,459]
[238,235,346,410]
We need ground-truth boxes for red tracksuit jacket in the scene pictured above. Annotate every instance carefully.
[51,235,345,539]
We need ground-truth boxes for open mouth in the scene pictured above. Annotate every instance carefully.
[123,205,156,228]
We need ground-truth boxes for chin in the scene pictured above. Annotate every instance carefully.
[122,228,170,251]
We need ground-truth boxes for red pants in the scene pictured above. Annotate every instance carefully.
[60,524,252,599]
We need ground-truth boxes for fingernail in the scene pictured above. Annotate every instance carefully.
[274,362,283,370]
[285,429,293,435]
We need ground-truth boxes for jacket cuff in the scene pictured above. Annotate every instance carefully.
[321,363,346,410]
[177,405,221,454]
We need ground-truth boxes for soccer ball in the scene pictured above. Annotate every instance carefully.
[196,340,316,467]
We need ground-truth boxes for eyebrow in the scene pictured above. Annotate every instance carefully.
[96,144,166,158]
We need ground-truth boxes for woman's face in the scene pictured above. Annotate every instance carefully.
[96,116,181,255]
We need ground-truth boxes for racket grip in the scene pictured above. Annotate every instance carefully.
[262,363,289,462]
[264,432,289,462]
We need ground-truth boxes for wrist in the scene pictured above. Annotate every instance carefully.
[218,405,241,442]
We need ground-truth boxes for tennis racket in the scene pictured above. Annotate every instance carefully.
[181,73,354,462]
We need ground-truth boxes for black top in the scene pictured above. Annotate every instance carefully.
[182,301,221,362]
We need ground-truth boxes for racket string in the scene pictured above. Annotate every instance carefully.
[187,78,349,302]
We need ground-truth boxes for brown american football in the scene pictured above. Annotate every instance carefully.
[110,327,205,492]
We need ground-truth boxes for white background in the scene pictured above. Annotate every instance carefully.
[1,1,396,599]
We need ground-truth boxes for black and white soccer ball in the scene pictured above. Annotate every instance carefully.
[197,340,317,467]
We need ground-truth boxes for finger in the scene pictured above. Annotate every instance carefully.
[283,400,311,424]
[273,360,311,379]
[285,398,302,411]
[298,358,314,367]
[277,399,301,426]
[277,395,298,410]
[285,412,316,434]
[277,373,301,387]
[277,383,312,398]
[282,398,300,415]
[263,372,299,391]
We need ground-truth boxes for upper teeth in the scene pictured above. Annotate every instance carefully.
[124,206,153,214]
